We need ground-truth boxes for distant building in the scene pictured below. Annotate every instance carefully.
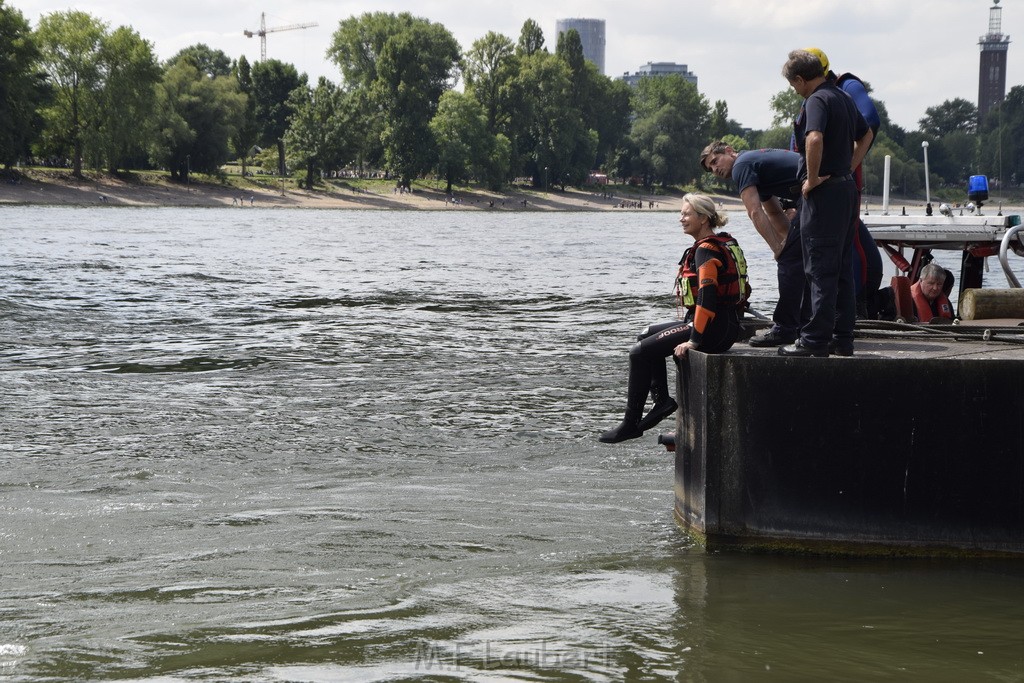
[978,0,1010,122]
[555,18,605,75]
[619,62,698,88]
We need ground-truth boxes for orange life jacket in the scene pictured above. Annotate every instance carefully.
[910,280,953,322]
[675,232,750,310]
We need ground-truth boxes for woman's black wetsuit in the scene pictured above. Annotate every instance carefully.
[600,234,744,443]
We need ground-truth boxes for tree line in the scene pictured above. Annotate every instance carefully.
[2,2,1022,198]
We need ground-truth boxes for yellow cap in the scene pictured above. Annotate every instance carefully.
[804,47,829,74]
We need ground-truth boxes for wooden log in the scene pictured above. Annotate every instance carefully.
[959,288,1024,320]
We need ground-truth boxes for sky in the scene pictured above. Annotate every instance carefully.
[7,0,1022,133]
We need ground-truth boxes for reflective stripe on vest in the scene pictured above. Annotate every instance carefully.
[675,233,750,310]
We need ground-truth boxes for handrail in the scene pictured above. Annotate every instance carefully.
[998,224,1024,288]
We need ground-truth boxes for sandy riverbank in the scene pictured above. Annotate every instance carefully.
[4,170,1014,216]
[0,170,750,212]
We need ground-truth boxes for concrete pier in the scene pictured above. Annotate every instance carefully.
[674,329,1024,556]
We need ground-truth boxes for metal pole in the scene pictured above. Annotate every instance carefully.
[882,155,891,215]
[280,139,286,196]
[921,141,930,206]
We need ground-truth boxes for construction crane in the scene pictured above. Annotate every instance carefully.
[243,12,317,62]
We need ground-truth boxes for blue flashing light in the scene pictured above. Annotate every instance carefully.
[968,175,989,203]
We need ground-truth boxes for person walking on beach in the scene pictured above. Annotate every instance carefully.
[778,49,871,358]
[599,194,750,443]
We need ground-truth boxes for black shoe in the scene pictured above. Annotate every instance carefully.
[599,420,643,443]
[777,340,829,357]
[638,397,678,432]
[749,328,797,347]
[828,340,854,356]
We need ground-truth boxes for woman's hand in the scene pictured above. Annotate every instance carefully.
[674,341,696,358]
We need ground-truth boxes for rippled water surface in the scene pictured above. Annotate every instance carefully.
[3,206,1024,681]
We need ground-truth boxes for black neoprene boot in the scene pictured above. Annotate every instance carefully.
[638,363,677,432]
[599,416,643,443]
[599,352,650,443]
[638,397,677,432]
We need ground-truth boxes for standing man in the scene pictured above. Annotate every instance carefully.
[700,142,806,346]
[780,49,871,357]
[804,47,883,319]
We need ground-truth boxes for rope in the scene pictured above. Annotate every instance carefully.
[854,319,1024,345]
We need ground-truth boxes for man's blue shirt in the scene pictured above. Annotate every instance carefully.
[731,149,803,202]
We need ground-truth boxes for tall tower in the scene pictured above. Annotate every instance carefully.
[978,0,1010,121]
[555,18,606,75]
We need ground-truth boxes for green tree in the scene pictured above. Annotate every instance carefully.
[429,90,493,194]
[516,19,545,57]
[327,12,416,89]
[588,76,632,169]
[231,55,259,177]
[556,28,585,78]
[476,28,535,180]
[0,1,48,168]
[95,26,160,172]
[347,88,384,174]
[372,17,461,186]
[769,88,803,128]
[329,11,421,174]
[252,59,305,177]
[708,100,731,140]
[750,88,804,159]
[555,28,625,170]
[626,74,711,187]
[515,51,594,188]
[485,133,512,190]
[328,12,418,173]
[151,59,245,180]
[169,44,232,78]
[285,76,351,189]
[979,85,1024,187]
[722,133,748,151]
[463,31,517,135]
[753,126,792,151]
[34,10,106,177]
[928,131,977,185]
[862,131,922,197]
[874,99,907,148]
[919,98,978,137]
[709,100,745,142]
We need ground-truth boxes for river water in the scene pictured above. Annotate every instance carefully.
[2,206,1024,681]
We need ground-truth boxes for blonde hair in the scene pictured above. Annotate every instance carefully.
[682,193,729,228]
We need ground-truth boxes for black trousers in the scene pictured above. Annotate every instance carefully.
[774,218,810,337]
[798,179,858,348]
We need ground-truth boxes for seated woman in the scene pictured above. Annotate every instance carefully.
[600,193,750,443]
[912,262,954,323]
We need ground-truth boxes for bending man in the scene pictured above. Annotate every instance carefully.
[701,142,806,346]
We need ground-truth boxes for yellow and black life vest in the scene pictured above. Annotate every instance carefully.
[675,232,750,309]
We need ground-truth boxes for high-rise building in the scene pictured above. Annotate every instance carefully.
[978,0,1011,121]
[620,62,698,88]
[555,18,606,75]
